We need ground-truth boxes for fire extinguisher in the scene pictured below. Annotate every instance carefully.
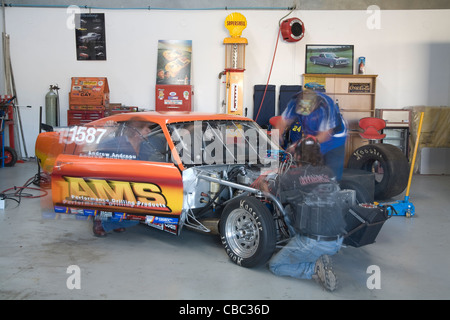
[45,85,60,127]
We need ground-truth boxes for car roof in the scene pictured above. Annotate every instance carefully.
[89,111,253,127]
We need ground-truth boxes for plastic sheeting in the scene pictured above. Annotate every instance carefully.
[407,106,450,173]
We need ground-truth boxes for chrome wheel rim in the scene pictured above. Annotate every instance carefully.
[224,208,259,258]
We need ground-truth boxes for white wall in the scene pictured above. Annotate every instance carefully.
[3,7,450,156]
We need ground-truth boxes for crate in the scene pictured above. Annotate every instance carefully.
[68,110,104,126]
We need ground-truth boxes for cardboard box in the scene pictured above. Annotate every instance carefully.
[69,77,110,106]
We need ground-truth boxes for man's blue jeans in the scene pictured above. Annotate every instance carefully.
[269,234,343,279]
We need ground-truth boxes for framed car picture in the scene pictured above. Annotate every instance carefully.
[75,13,106,61]
[305,45,354,74]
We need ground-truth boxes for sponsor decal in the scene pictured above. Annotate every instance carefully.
[145,215,178,225]
[53,206,128,221]
[145,215,179,235]
[164,223,178,235]
[81,81,97,86]
[60,177,171,212]
[164,100,182,105]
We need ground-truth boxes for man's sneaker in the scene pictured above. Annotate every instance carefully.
[322,269,338,292]
[313,255,338,291]
[93,220,107,237]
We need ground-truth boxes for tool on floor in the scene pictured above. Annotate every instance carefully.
[378,111,425,217]
[0,95,17,167]
[3,30,29,161]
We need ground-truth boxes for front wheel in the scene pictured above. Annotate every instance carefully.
[219,196,276,268]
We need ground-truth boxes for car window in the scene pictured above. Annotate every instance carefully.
[167,120,281,167]
[57,120,170,163]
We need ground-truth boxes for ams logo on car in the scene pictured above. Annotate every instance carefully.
[62,176,171,212]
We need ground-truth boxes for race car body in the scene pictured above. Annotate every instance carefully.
[35,112,283,257]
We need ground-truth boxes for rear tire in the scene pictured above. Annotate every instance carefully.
[219,196,276,268]
[347,143,409,200]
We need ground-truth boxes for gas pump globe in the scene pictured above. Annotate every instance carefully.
[223,12,247,115]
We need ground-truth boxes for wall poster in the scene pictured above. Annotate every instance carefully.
[75,13,106,61]
[156,40,192,85]
[305,44,354,75]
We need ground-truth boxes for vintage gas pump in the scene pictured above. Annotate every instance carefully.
[223,12,247,116]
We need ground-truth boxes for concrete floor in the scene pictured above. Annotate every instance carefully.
[1,159,449,300]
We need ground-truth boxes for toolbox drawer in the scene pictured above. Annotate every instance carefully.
[67,110,104,126]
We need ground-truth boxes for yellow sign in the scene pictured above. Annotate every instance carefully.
[225,12,247,38]
[62,177,170,212]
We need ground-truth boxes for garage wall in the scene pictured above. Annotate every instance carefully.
[1,6,450,157]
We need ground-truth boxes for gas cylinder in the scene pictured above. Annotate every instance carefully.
[45,85,59,126]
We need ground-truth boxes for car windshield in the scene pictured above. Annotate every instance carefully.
[55,120,170,163]
[167,120,282,167]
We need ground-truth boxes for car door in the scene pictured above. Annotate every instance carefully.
[50,121,183,222]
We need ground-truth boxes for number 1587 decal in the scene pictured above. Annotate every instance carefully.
[57,126,107,145]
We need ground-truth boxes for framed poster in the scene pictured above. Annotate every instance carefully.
[75,13,106,61]
[156,40,192,85]
[305,45,354,74]
[303,75,326,92]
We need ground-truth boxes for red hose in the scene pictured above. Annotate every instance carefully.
[255,25,282,122]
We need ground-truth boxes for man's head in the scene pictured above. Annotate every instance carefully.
[292,136,323,166]
[126,118,152,139]
[295,89,320,116]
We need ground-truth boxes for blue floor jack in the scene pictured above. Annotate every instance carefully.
[377,111,425,218]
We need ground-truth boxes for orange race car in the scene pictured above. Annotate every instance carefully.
[35,111,384,268]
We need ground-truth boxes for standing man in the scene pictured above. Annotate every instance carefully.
[277,89,347,180]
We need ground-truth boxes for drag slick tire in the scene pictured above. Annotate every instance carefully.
[347,143,409,200]
[219,196,276,268]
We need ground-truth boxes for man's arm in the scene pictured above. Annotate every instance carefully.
[315,129,333,143]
